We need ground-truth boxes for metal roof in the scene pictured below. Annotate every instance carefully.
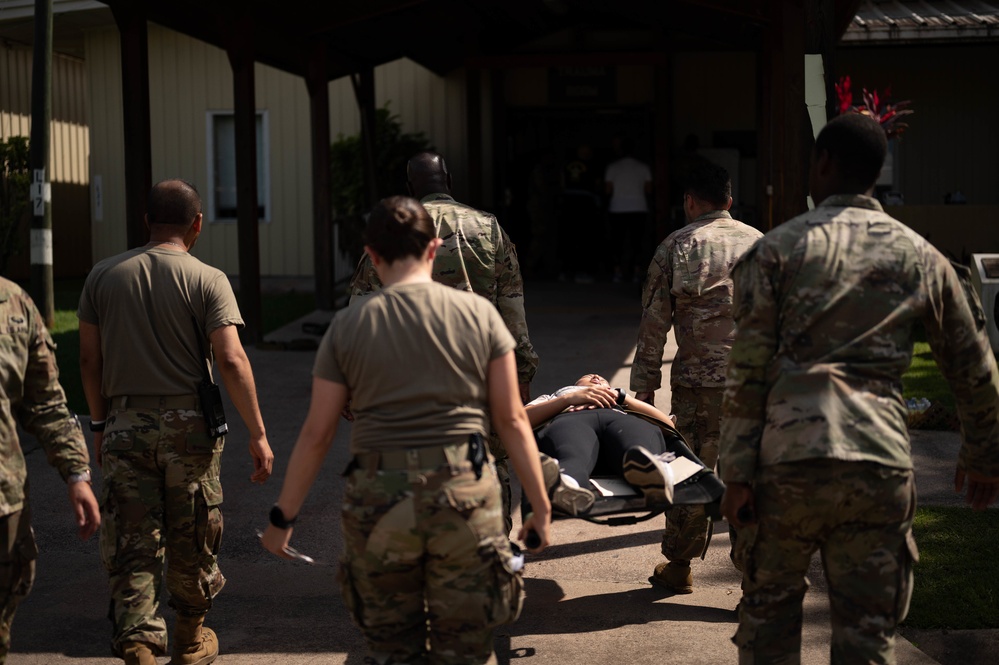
[844,0,999,43]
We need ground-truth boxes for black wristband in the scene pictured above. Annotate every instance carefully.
[89,419,106,432]
[269,505,296,529]
[615,388,627,405]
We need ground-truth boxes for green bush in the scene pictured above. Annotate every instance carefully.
[331,105,430,261]
[0,136,30,274]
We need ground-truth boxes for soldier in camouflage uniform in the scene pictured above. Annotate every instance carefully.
[0,279,99,663]
[350,151,539,533]
[263,196,551,665]
[721,114,999,664]
[78,180,273,665]
[630,161,761,593]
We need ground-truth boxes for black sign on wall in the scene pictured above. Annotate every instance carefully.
[548,66,616,104]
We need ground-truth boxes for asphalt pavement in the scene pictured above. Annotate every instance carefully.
[7,280,989,664]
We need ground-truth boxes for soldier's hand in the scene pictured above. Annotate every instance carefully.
[249,435,274,484]
[721,482,757,528]
[955,468,999,510]
[261,524,295,559]
[68,480,100,540]
[635,391,655,405]
[519,510,551,554]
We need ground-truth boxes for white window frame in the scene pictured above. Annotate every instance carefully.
[205,110,271,223]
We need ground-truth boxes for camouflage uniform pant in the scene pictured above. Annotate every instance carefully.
[733,460,916,665]
[0,506,37,664]
[662,385,723,564]
[339,448,524,665]
[99,405,225,657]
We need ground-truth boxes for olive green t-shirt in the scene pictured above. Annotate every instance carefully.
[77,247,243,397]
[314,281,516,452]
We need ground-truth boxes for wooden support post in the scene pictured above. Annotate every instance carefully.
[226,28,263,344]
[351,65,378,208]
[110,1,152,249]
[759,0,809,228]
[306,43,334,310]
[466,68,483,206]
[29,0,53,325]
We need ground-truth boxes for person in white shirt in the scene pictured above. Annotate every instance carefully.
[604,136,653,282]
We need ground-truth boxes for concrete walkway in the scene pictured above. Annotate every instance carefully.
[6,280,987,664]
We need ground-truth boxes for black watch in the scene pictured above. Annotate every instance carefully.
[615,388,627,406]
[269,505,297,529]
[89,419,106,432]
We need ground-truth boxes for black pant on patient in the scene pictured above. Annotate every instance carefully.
[536,409,668,489]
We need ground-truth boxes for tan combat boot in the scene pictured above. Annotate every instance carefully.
[649,561,694,594]
[122,642,157,665]
[170,614,219,665]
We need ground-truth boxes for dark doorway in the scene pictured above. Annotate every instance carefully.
[500,107,654,280]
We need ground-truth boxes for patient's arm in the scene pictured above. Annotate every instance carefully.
[621,393,673,423]
[524,386,617,428]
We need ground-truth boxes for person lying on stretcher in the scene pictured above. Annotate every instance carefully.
[526,373,683,516]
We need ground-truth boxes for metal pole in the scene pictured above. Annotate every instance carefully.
[28,0,54,326]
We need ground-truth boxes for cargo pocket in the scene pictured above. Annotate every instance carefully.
[337,559,364,627]
[0,519,38,604]
[195,478,224,559]
[442,468,497,514]
[186,429,224,455]
[99,482,119,572]
[895,529,919,622]
[102,427,136,453]
[484,542,525,626]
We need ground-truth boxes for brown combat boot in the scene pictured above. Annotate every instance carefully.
[170,614,219,665]
[122,642,157,665]
[649,561,693,594]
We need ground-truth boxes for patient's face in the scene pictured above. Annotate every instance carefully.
[575,374,610,388]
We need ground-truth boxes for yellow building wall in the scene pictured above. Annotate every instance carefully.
[0,40,91,277]
[85,24,470,277]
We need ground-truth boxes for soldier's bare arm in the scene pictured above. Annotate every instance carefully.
[489,352,551,552]
[209,324,274,483]
[262,376,346,558]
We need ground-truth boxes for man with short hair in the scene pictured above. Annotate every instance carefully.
[631,161,762,593]
[79,179,273,665]
[721,113,999,663]
[604,136,653,282]
[351,151,539,532]
[0,280,99,664]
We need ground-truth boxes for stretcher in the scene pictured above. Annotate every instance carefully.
[523,409,726,527]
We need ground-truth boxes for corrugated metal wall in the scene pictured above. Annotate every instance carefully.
[85,24,470,278]
[0,41,89,185]
[0,40,92,277]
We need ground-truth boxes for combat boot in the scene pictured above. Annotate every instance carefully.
[122,642,157,665]
[170,614,218,665]
[649,561,693,594]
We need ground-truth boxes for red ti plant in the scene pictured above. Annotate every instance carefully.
[835,76,914,139]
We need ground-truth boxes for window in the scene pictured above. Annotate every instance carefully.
[206,111,269,222]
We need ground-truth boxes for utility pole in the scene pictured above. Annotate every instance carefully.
[29,0,54,326]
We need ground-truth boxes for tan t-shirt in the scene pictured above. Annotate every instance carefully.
[77,247,243,397]
[314,281,515,452]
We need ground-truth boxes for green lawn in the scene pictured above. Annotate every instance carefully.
[905,507,999,629]
[902,340,956,409]
[47,280,315,414]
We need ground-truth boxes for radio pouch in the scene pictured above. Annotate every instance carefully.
[192,316,229,440]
